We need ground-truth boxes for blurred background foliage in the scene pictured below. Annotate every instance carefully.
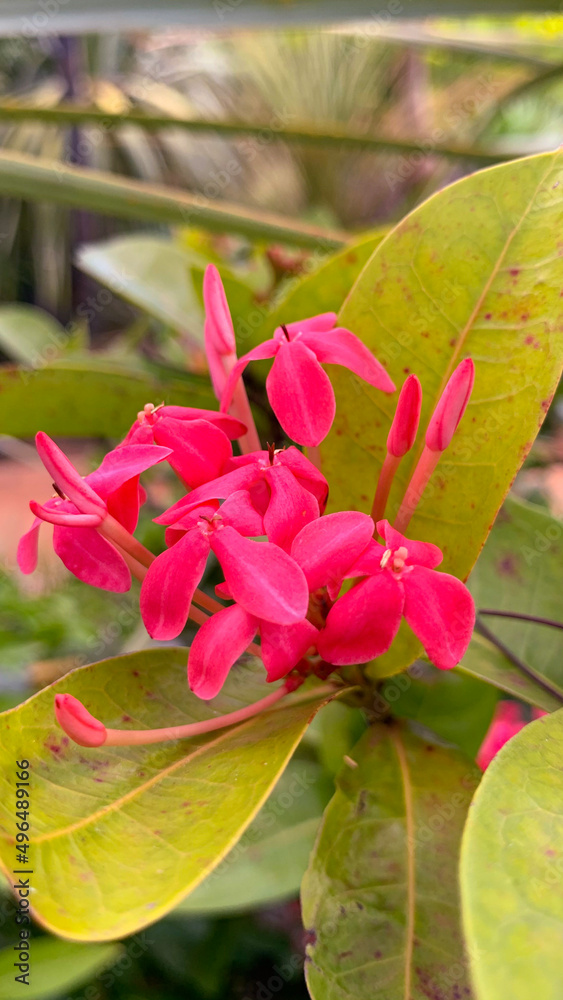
[1,11,563,1000]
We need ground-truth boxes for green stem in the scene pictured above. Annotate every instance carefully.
[0,148,348,249]
[0,105,518,164]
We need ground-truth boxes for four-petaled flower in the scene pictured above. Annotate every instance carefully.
[220,313,395,446]
[317,519,475,669]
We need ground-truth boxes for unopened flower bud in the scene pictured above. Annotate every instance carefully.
[425,358,475,453]
[203,264,236,355]
[387,374,422,457]
[54,694,107,747]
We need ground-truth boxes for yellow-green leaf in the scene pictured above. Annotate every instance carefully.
[0,649,329,941]
[461,709,563,1000]
[302,723,478,1000]
[0,361,213,437]
[324,150,563,676]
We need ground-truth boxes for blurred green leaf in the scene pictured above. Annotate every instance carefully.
[324,150,563,678]
[0,937,121,1000]
[461,708,563,1000]
[0,649,330,940]
[178,757,330,915]
[0,361,213,437]
[0,305,67,367]
[76,235,207,337]
[302,723,477,1000]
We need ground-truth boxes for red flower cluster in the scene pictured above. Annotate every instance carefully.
[19,264,476,747]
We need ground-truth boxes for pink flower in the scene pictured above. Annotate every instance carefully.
[317,519,475,668]
[188,604,318,700]
[156,446,328,552]
[220,314,395,447]
[17,433,171,592]
[187,510,375,699]
[476,701,547,770]
[123,403,247,489]
[140,511,309,641]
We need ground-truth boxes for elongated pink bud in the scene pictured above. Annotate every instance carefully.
[54,694,107,747]
[387,374,422,458]
[30,500,103,527]
[203,263,236,356]
[425,359,475,453]
[35,433,106,515]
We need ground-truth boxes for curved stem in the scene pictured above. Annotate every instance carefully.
[393,447,440,533]
[104,684,288,746]
[479,609,563,632]
[475,616,563,704]
[371,452,400,526]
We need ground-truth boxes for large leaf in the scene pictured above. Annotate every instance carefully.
[0,361,213,437]
[0,938,122,1000]
[469,495,563,692]
[461,708,563,1000]
[302,723,478,1000]
[0,149,347,249]
[324,150,563,676]
[178,757,330,914]
[0,649,330,940]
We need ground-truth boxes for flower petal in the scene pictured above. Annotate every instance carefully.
[266,340,335,447]
[86,444,172,498]
[300,328,395,393]
[263,466,319,551]
[188,604,258,700]
[154,417,232,489]
[376,519,443,569]
[17,518,42,574]
[155,464,260,524]
[402,566,475,670]
[220,340,278,413]
[476,701,526,771]
[281,313,337,338]
[160,406,246,440]
[53,525,131,592]
[279,447,329,512]
[318,573,403,665]
[140,529,210,639]
[260,619,319,682]
[291,511,375,590]
[220,491,265,536]
[210,526,308,625]
[35,432,105,515]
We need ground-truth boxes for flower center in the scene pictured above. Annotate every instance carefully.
[380,545,411,578]
[136,402,164,426]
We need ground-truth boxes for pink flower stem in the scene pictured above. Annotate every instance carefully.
[393,446,440,533]
[102,681,334,747]
[224,356,261,454]
[371,453,401,527]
